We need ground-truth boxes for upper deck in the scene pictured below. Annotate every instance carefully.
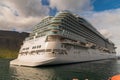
[24,11,115,53]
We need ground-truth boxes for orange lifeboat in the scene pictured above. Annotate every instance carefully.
[109,74,120,80]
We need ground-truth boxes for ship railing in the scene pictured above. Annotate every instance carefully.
[85,42,96,48]
[61,41,87,48]
[19,51,29,55]
[98,47,111,53]
[51,20,62,23]
[102,48,110,52]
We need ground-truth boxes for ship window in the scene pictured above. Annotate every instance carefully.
[53,31,57,34]
[45,49,51,52]
[61,44,64,48]
[26,47,29,50]
[32,45,41,49]
[37,49,45,52]
[37,45,41,48]
[46,36,59,42]
[22,48,25,50]
[22,47,29,50]
[32,46,36,49]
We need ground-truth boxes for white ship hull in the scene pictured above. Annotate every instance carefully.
[10,50,116,67]
[10,36,116,67]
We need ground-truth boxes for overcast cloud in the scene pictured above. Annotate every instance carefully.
[0,0,49,32]
[0,0,93,32]
[82,9,120,53]
[49,0,93,13]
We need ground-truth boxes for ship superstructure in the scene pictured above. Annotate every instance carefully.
[10,11,116,66]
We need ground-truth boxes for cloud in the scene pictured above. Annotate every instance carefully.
[82,9,120,53]
[49,0,93,12]
[0,0,94,32]
[82,9,120,40]
[0,0,49,32]
[99,29,112,38]
[5,0,49,17]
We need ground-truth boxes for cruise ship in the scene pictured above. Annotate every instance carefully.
[10,11,116,67]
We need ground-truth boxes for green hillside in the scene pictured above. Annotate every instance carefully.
[0,48,18,59]
[0,30,29,59]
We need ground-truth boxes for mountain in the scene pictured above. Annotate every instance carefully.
[0,30,29,58]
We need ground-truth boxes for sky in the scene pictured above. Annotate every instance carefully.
[0,0,120,54]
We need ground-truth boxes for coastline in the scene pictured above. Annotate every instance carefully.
[0,48,18,59]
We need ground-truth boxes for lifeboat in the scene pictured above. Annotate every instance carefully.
[109,74,120,80]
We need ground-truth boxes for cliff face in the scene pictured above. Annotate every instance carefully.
[0,30,29,50]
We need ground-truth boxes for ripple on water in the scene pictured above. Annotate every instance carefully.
[0,59,120,80]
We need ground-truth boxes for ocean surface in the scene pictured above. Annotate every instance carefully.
[0,59,120,80]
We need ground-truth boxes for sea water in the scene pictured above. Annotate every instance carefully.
[0,59,120,80]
